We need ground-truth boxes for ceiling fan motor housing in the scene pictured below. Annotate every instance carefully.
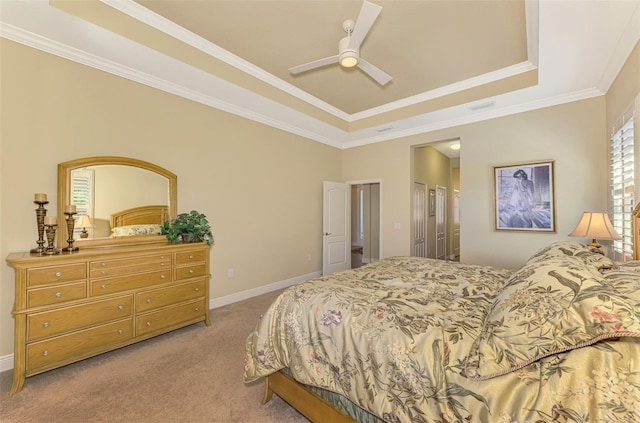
[339,36,359,68]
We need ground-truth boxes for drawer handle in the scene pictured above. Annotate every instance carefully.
[195,307,200,312]
[160,255,165,259]
[146,298,152,304]
[55,292,62,297]
[101,284,107,289]
[117,329,123,335]
[117,305,124,310]
[195,287,200,292]
[189,269,194,274]
[101,263,106,267]
[146,322,152,327]
[43,322,49,328]
[43,350,49,356]
[101,270,106,275]
[55,272,62,277]
[160,274,166,279]
[161,263,165,267]
[189,255,194,259]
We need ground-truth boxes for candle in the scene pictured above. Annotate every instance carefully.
[44,216,57,225]
[34,193,47,202]
[65,205,77,213]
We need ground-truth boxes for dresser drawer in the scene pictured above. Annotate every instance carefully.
[136,299,206,337]
[91,270,171,296]
[26,318,133,373]
[27,282,86,308]
[90,254,171,278]
[27,264,86,287]
[136,280,206,312]
[174,263,207,281]
[175,249,207,265]
[27,296,133,341]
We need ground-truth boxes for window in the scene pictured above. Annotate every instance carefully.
[70,168,94,237]
[609,106,635,261]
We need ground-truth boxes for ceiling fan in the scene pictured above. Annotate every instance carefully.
[288,0,392,86]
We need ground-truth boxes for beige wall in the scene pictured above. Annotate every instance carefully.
[342,96,608,269]
[0,40,341,359]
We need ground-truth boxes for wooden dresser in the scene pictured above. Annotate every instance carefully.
[6,242,211,395]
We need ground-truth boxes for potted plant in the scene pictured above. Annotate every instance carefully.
[161,210,214,246]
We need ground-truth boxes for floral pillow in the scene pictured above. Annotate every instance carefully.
[464,256,640,380]
[111,224,162,237]
[527,240,618,271]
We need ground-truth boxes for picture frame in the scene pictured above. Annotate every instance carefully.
[429,189,435,217]
[494,161,555,232]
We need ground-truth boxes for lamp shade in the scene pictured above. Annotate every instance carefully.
[76,215,93,228]
[569,212,621,241]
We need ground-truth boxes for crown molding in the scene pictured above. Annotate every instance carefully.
[101,0,351,121]
[0,21,345,148]
[341,87,604,149]
[102,0,539,124]
[0,20,607,151]
[349,61,537,121]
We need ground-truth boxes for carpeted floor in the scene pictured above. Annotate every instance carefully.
[0,289,310,423]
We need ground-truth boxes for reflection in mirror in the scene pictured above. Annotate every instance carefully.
[71,165,169,238]
[57,157,177,249]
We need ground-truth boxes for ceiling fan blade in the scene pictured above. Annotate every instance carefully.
[289,55,339,74]
[358,58,392,86]
[348,1,382,50]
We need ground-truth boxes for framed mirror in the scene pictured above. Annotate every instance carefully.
[57,156,177,249]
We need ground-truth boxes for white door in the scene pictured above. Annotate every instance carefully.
[413,182,426,257]
[323,181,350,275]
[436,185,447,260]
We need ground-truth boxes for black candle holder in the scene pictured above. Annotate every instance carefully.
[62,212,79,252]
[44,224,60,255]
[30,200,48,255]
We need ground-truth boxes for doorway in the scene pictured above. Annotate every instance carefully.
[412,140,460,261]
[322,181,381,275]
[350,183,380,269]
[436,185,447,260]
[413,182,426,257]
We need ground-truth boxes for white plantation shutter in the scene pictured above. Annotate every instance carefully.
[71,169,94,236]
[610,108,635,261]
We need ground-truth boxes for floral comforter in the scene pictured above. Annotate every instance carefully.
[244,242,640,423]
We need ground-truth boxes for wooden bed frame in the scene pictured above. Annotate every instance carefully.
[262,207,640,423]
[262,371,356,423]
[633,203,640,260]
[109,205,168,229]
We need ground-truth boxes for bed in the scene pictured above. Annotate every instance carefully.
[109,205,167,237]
[243,241,640,422]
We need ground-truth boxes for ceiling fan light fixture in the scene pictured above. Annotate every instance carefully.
[340,51,359,68]
[338,36,359,68]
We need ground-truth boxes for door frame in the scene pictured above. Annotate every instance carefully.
[436,185,447,260]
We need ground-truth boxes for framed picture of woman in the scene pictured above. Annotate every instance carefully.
[494,161,555,232]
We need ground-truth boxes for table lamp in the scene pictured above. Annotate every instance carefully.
[76,215,93,239]
[569,212,621,253]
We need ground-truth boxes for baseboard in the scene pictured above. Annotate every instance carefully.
[209,270,321,309]
[0,354,12,373]
[0,270,322,372]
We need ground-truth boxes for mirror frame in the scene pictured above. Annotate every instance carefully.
[57,156,177,249]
